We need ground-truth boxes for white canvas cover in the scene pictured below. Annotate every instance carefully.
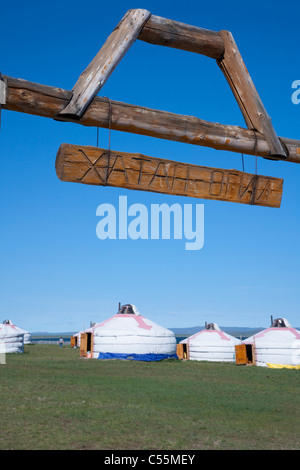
[3,320,31,344]
[73,330,83,347]
[187,323,241,362]
[243,318,300,367]
[0,322,24,353]
[86,304,177,359]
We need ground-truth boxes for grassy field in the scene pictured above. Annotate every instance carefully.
[0,344,299,450]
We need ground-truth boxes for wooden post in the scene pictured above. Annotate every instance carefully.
[3,75,299,162]
[58,9,151,119]
[55,143,283,208]
[217,31,287,159]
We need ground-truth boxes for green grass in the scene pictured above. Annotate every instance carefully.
[0,345,299,450]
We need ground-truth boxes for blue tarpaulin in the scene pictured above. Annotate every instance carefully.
[97,352,178,361]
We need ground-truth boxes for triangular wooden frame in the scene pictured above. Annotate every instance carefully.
[58,9,287,160]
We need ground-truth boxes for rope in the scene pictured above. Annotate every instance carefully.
[106,98,112,185]
[251,130,259,205]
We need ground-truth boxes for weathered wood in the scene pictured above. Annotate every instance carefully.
[3,75,300,163]
[58,9,151,119]
[138,14,224,59]
[217,31,287,159]
[55,143,283,208]
[0,75,6,105]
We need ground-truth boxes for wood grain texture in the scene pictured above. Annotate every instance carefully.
[3,75,299,163]
[59,9,151,119]
[56,143,283,208]
[138,14,224,59]
[217,31,286,159]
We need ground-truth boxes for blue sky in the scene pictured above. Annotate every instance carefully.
[0,0,299,333]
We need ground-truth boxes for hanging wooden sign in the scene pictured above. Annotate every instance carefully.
[55,144,283,208]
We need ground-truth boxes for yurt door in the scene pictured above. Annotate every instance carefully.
[176,343,189,360]
[80,333,88,357]
[235,344,254,365]
[80,333,93,357]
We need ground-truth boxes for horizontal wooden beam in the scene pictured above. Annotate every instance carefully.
[138,14,225,59]
[56,143,283,207]
[3,75,300,163]
[59,9,151,119]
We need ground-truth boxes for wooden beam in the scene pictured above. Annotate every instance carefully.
[58,9,151,120]
[55,143,283,208]
[138,14,225,59]
[0,74,6,105]
[217,31,287,159]
[3,75,299,163]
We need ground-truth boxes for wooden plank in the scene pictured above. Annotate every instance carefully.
[55,144,283,208]
[0,74,6,105]
[58,9,151,119]
[138,14,224,59]
[4,75,299,163]
[176,344,184,360]
[218,31,287,159]
[80,333,88,357]
[235,345,248,365]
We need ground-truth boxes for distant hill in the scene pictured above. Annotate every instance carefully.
[31,325,300,340]
[170,326,265,338]
[31,332,77,338]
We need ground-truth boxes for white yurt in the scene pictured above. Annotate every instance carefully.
[0,321,25,353]
[71,330,84,348]
[243,317,300,368]
[3,320,31,344]
[81,304,177,361]
[187,322,241,362]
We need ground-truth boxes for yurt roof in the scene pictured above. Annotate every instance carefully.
[74,331,83,337]
[0,322,24,338]
[3,319,29,335]
[188,322,240,345]
[85,304,174,337]
[244,318,300,345]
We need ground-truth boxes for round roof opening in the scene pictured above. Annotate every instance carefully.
[118,304,138,315]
